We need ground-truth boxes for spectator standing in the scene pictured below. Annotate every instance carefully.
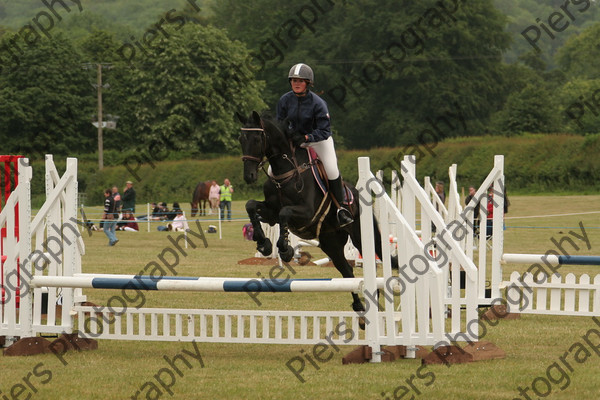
[219,178,234,221]
[464,185,476,206]
[208,180,220,215]
[431,181,446,234]
[112,186,122,215]
[122,181,136,212]
[465,185,480,235]
[435,181,446,207]
[485,186,509,237]
[103,188,119,246]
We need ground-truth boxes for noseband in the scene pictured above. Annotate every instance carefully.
[240,127,267,167]
[240,123,312,192]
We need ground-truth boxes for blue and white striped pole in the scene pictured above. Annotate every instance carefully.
[503,254,600,266]
[31,273,377,293]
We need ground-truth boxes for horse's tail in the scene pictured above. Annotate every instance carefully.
[349,195,399,270]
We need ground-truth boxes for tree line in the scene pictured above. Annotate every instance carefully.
[0,0,598,161]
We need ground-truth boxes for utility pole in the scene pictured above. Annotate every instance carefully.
[97,63,103,170]
[85,62,116,171]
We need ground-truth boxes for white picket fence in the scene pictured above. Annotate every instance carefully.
[505,272,600,316]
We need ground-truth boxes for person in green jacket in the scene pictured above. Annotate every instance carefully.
[219,178,234,221]
[121,180,136,212]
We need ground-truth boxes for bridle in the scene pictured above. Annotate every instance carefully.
[240,127,267,168]
[240,123,313,192]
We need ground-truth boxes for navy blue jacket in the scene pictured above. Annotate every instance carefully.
[276,91,332,142]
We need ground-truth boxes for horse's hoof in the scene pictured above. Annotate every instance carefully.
[257,239,272,256]
[280,246,294,263]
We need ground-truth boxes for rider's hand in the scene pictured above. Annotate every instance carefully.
[292,133,307,147]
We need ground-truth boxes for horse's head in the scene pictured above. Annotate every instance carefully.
[237,111,267,184]
[190,202,198,217]
[238,111,295,184]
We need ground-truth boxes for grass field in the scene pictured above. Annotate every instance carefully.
[2,195,600,400]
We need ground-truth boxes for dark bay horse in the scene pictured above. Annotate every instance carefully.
[191,181,211,217]
[237,111,396,319]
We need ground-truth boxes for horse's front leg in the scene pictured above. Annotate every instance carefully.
[276,205,307,262]
[246,199,277,257]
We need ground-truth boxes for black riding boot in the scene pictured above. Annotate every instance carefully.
[329,177,354,228]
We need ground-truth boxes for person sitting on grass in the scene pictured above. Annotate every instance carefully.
[168,209,190,232]
[116,211,139,232]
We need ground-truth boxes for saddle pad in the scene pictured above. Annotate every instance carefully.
[308,148,354,206]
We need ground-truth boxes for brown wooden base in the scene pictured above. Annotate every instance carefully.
[3,333,98,357]
[3,336,53,356]
[342,345,428,364]
[422,340,505,365]
[481,304,520,321]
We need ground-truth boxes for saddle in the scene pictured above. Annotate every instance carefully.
[293,148,354,237]
[307,148,354,206]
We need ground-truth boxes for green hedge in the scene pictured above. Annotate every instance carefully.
[28,133,600,208]
[338,133,600,195]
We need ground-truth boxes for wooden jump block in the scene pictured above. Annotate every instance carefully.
[342,345,428,364]
[342,345,371,364]
[422,345,473,365]
[3,337,52,356]
[481,304,520,321]
[422,341,504,365]
[2,333,98,357]
[462,341,505,362]
[52,333,98,352]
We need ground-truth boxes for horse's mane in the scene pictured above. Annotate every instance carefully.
[260,113,289,141]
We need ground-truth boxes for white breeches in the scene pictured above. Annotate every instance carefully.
[268,137,340,179]
[303,137,339,180]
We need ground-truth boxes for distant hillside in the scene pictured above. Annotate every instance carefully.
[0,0,211,38]
[493,0,600,67]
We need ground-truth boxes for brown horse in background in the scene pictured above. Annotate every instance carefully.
[191,181,211,217]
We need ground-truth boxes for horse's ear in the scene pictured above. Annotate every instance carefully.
[283,117,294,136]
[251,111,261,127]
[235,111,247,125]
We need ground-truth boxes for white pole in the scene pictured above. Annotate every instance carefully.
[218,205,222,240]
[147,202,150,232]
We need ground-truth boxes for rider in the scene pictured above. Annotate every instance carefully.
[276,63,353,228]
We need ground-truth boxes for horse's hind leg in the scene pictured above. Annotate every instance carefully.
[246,199,275,256]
